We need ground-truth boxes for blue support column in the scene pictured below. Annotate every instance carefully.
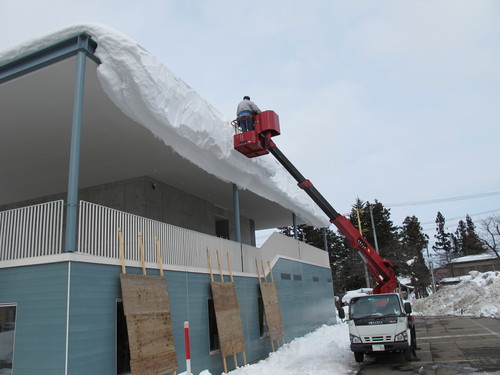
[233,184,241,243]
[64,46,87,252]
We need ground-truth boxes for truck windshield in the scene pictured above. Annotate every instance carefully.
[349,294,402,319]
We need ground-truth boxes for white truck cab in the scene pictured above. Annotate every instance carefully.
[342,293,416,363]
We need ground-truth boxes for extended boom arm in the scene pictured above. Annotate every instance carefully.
[268,146,397,294]
[233,110,397,293]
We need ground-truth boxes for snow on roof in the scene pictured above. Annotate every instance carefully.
[0,23,329,228]
[451,253,498,263]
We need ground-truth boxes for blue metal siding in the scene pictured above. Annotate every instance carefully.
[0,263,68,375]
[273,258,336,341]
[0,258,334,374]
[67,262,122,374]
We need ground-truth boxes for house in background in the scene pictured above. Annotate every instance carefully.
[449,253,500,277]
[0,25,335,375]
[435,253,499,286]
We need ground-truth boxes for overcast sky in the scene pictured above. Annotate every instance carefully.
[1,0,499,244]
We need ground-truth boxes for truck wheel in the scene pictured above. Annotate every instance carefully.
[354,352,364,363]
[403,346,412,361]
[411,326,417,351]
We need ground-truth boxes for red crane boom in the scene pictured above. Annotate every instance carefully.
[233,111,397,294]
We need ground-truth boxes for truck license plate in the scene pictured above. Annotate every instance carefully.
[372,344,385,351]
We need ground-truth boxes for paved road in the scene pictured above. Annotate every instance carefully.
[356,316,500,375]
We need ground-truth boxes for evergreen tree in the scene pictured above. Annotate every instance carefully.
[433,212,452,266]
[400,216,431,298]
[463,215,487,255]
[452,220,467,257]
[356,200,401,272]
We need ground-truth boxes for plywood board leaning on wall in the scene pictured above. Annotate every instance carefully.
[257,260,285,351]
[119,229,178,375]
[207,248,246,373]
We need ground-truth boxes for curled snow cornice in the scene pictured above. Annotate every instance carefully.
[0,23,329,227]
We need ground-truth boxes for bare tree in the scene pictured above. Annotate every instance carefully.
[480,214,500,259]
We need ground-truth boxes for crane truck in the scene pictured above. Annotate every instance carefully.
[233,111,417,363]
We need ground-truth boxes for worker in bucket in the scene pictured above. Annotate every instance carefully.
[236,96,261,132]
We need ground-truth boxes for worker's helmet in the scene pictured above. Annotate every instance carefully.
[243,96,250,100]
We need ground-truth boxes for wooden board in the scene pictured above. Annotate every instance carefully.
[259,282,284,340]
[120,274,178,375]
[210,281,246,357]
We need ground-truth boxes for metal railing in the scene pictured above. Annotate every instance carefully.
[78,201,248,272]
[0,200,329,273]
[0,200,64,260]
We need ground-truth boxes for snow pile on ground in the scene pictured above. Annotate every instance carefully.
[180,323,359,375]
[0,23,328,228]
[412,271,500,319]
[175,271,500,375]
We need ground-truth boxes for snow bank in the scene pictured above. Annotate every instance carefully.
[412,271,500,319]
[0,23,329,228]
[178,323,359,375]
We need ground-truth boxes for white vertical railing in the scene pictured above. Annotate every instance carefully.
[0,200,64,261]
[78,201,246,272]
[0,200,329,270]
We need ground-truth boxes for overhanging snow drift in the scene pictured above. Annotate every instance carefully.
[0,23,329,228]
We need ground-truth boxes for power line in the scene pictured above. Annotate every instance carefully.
[386,191,500,208]
[420,208,500,232]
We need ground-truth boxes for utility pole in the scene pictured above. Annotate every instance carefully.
[356,209,371,288]
[426,245,437,293]
[369,204,380,253]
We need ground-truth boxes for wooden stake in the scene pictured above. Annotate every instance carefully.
[243,351,247,366]
[261,260,266,282]
[233,353,238,368]
[267,260,274,283]
[227,253,234,282]
[223,356,228,373]
[118,227,126,274]
[255,259,261,282]
[216,250,224,282]
[206,248,214,282]
[271,339,275,352]
[139,232,146,275]
[156,236,164,276]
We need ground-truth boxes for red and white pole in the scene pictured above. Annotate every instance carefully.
[184,321,191,375]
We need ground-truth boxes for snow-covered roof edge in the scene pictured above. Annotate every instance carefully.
[451,253,499,263]
[0,23,329,228]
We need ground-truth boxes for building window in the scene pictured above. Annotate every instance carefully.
[312,276,319,282]
[116,301,131,374]
[293,274,302,281]
[327,278,332,283]
[257,295,269,338]
[0,304,16,373]
[280,273,291,280]
[215,217,230,239]
[208,298,220,352]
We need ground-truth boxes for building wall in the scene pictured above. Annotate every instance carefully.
[273,258,336,339]
[0,259,335,375]
[0,263,69,375]
[451,258,500,276]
